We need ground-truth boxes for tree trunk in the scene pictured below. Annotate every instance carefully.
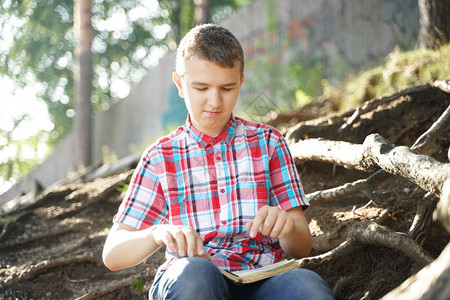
[418,0,450,48]
[73,0,93,170]
[194,0,211,25]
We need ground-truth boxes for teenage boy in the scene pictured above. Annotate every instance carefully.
[103,24,335,300]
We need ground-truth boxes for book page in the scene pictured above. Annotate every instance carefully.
[231,259,296,276]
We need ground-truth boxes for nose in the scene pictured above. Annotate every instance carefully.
[207,88,222,108]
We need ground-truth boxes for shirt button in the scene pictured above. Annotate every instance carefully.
[221,221,227,225]
[220,188,225,193]
[215,156,221,161]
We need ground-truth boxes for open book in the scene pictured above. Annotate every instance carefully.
[219,259,302,284]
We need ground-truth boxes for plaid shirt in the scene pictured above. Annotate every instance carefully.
[114,115,308,274]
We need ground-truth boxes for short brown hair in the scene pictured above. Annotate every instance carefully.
[176,24,244,76]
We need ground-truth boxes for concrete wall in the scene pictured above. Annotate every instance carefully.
[0,0,419,204]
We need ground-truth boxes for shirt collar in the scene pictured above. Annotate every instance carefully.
[186,114,236,147]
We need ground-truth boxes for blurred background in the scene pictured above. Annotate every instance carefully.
[0,0,448,203]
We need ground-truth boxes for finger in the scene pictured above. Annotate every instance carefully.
[250,207,269,238]
[268,212,287,238]
[199,252,211,260]
[196,236,206,257]
[164,233,178,252]
[260,208,278,236]
[172,228,188,257]
[278,217,294,238]
[245,221,253,232]
[182,228,202,257]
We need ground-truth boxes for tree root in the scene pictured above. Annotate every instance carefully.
[312,224,345,252]
[0,227,83,250]
[0,210,33,242]
[360,277,386,300]
[4,252,101,286]
[59,235,90,256]
[338,84,431,132]
[53,169,133,220]
[408,192,439,245]
[302,221,434,269]
[304,103,450,205]
[7,185,83,217]
[380,242,450,300]
[363,133,450,197]
[73,275,146,300]
[290,139,376,171]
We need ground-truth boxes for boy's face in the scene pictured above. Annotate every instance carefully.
[173,55,244,137]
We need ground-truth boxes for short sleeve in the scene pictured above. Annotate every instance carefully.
[268,134,309,211]
[113,151,168,230]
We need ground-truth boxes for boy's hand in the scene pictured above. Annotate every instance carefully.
[152,224,209,259]
[245,205,295,239]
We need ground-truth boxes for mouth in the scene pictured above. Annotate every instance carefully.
[205,111,221,116]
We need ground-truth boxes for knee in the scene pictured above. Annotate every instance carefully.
[272,268,335,299]
[168,257,225,288]
[176,257,220,278]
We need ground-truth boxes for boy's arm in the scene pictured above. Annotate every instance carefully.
[102,222,208,271]
[278,206,312,258]
[102,222,161,271]
[246,205,312,259]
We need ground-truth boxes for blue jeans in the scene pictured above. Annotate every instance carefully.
[149,257,335,300]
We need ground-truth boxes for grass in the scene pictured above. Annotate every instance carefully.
[325,44,450,111]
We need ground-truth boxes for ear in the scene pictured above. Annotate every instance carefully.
[240,74,245,87]
[172,72,185,98]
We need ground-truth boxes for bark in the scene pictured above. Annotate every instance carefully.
[434,179,450,231]
[363,133,450,197]
[194,0,211,25]
[296,133,450,201]
[290,139,375,171]
[408,192,438,244]
[418,0,450,48]
[74,0,93,170]
[303,221,434,269]
[5,252,100,286]
[73,275,146,300]
[303,103,450,205]
[380,243,450,300]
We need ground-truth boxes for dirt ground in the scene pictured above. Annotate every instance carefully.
[0,83,449,299]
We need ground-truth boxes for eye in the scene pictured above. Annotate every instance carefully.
[195,87,207,91]
[221,87,232,91]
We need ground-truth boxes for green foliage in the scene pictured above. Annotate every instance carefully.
[116,182,129,193]
[331,44,450,110]
[0,0,252,186]
[131,279,144,293]
[239,1,324,118]
[242,57,324,116]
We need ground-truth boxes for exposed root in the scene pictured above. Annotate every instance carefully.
[0,227,78,250]
[4,252,101,286]
[360,277,386,300]
[408,193,439,245]
[363,133,450,197]
[59,235,90,256]
[312,224,345,252]
[302,221,434,269]
[338,84,431,132]
[305,103,450,205]
[290,139,376,171]
[73,275,145,300]
[53,170,133,220]
[0,210,33,242]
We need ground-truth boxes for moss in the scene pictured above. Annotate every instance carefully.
[332,44,450,111]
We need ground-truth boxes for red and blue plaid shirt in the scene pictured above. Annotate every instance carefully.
[114,115,308,274]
